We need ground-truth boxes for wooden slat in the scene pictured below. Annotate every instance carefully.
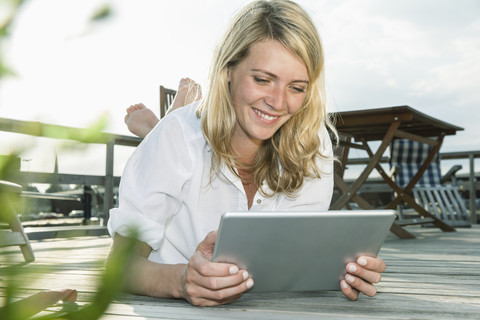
[1,227,480,319]
[0,231,27,246]
[395,217,435,226]
[413,185,471,227]
[0,117,141,146]
[394,129,439,146]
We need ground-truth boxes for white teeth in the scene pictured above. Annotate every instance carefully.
[253,108,278,121]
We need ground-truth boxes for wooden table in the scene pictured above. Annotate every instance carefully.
[2,227,479,319]
[331,106,463,239]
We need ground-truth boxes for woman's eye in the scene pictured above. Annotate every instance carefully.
[291,86,306,93]
[254,77,268,84]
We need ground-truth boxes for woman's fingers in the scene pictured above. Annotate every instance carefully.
[341,256,386,300]
[183,263,254,306]
[346,262,382,284]
[182,230,254,306]
[184,274,254,306]
[340,279,359,301]
[187,261,251,290]
[189,256,236,278]
[343,273,377,297]
[357,256,386,273]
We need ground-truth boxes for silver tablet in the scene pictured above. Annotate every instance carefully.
[212,210,395,292]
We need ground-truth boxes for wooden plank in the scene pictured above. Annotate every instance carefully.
[0,117,141,147]
[0,231,27,246]
[394,129,439,146]
[15,171,122,188]
[335,106,463,141]
[1,227,479,319]
[25,225,108,240]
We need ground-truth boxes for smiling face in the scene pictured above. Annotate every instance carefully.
[228,39,309,159]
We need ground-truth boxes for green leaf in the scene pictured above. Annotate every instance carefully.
[89,4,113,22]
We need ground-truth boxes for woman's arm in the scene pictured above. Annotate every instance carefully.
[107,233,184,298]
[107,232,254,306]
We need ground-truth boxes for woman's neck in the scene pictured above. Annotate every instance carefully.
[231,133,261,209]
[231,135,262,166]
[237,167,256,210]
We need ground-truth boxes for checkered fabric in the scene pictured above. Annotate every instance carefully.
[389,139,442,187]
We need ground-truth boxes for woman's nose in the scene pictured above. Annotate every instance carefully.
[265,86,286,111]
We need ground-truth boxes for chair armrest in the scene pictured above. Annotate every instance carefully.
[0,180,22,193]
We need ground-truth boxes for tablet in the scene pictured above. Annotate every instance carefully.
[212,210,395,292]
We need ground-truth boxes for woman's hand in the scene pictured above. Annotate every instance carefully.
[340,256,386,300]
[180,231,254,306]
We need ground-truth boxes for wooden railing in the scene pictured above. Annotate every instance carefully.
[2,116,478,225]
[0,117,141,225]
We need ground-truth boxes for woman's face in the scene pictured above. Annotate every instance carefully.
[228,39,308,151]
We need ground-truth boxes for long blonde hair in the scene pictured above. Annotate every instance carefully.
[196,0,337,197]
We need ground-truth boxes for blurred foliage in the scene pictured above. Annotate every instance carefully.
[0,1,131,319]
[0,0,26,39]
[0,0,26,78]
[90,4,113,23]
[0,149,133,319]
[0,154,20,180]
[0,229,137,320]
[0,57,15,78]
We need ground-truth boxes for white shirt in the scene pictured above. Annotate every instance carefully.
[107,102,334,264]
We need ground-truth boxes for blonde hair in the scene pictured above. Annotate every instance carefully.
[196,0,337,197]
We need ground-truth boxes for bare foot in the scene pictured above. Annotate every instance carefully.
[168,78,202,114]
[124,103,160,138]
[124,79,201,138]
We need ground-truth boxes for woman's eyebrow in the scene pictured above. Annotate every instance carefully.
[251,69,309,84]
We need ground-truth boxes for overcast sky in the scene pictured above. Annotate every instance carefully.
[0,0,479,177]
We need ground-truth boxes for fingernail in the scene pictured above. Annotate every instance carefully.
[246,279,254,289]
[358,257,367,266]
[341,280,349,289]
[346,275,355,283]
[348,264,357,273]
[242,271,249,280]
[229,266,239,274]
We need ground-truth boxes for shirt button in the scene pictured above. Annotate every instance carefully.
[256,199,262,204]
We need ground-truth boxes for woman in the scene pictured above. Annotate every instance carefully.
[108,0,386,306]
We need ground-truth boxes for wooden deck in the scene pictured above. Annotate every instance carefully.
[1,226,480,319]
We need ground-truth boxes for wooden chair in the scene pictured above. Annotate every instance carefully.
[331,133,416,238]
[412,185,470,227]
[159,86,177,119]
[0,180,35,262]
[390,139,471,228]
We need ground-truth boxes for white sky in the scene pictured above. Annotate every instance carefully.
[0,0,479,177]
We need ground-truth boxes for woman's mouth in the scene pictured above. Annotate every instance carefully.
[252,108,279,121]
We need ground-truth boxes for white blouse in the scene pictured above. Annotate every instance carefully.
[107,102,334,264]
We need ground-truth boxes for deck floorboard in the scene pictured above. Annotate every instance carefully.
[1,226,480,319]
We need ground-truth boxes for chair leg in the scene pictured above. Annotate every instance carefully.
[7,200,35,262]
[390,223,416,239]
[0,180,35,262]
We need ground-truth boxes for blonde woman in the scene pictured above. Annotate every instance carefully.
[108,0,386,306]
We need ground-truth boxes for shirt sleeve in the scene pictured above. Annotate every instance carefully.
[280,124,334,211]
[107,114,194,251]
